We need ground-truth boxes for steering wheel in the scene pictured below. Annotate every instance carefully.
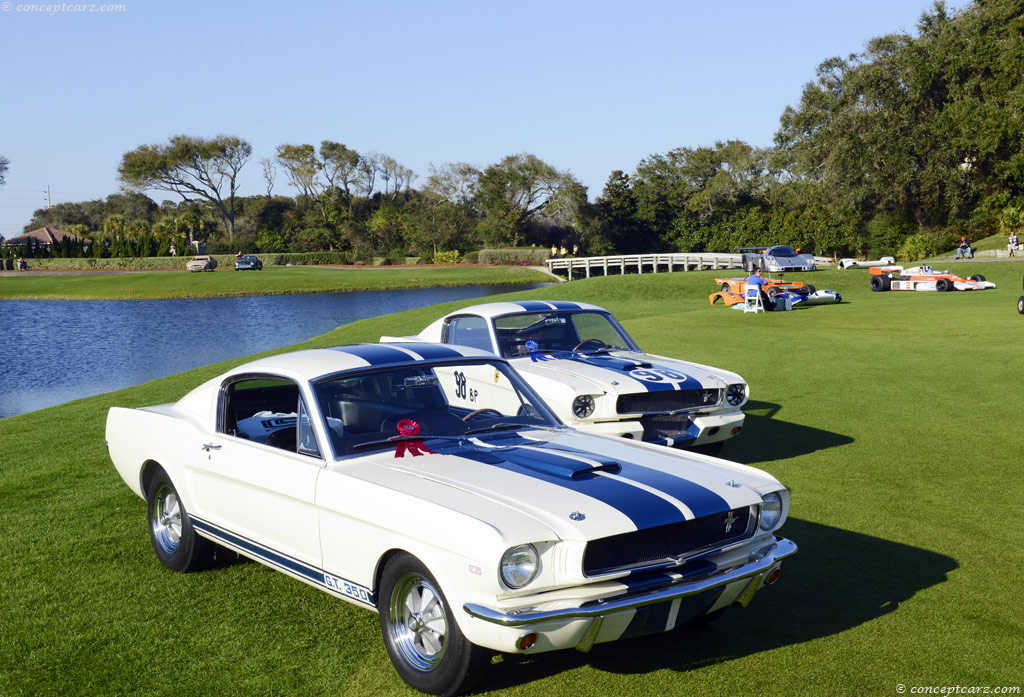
[573,338,609,352]
[462,408,503,421]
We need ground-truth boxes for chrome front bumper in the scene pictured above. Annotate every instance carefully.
[463,536,796,651]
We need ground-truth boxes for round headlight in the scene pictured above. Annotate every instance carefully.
[726,383,747,406]
[760,492,783,531]
[500,544,539,589]
[572,395,595,419]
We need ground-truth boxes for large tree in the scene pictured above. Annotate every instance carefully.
[0,154,8,186]
[476,153,580,247]
[774,0,1024,231]
[118,135,252,240]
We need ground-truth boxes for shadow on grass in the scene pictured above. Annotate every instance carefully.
[477,517,957,692]
[722,400,854,464]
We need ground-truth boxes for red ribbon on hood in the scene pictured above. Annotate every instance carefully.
[394,419,435,458]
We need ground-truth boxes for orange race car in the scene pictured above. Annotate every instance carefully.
[710,276,814,306]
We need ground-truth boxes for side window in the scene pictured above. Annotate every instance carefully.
[297,398,320,458]
[445,316,493,352]
[221,376,319,457]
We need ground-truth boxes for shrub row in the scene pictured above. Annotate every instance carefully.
[5,249,543,271]
[477,248,550,265]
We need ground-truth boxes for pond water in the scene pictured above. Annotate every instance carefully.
[0,284,548,419]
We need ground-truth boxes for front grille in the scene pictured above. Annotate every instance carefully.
[582,506,755,576]
[640,414,690,439]
[617,389,721,414]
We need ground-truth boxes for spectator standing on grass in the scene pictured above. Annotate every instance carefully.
[1008,232,1019,258]
[956,236,973,259]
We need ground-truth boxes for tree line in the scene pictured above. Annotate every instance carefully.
[10,0,1024,262]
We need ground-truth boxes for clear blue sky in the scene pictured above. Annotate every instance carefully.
[0,0,970,238]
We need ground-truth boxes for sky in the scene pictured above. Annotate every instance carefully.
[0,0,972,238]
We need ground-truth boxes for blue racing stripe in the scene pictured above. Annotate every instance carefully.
[549,352,693,392]
[403,344,466,360]
[191,516,323,583]
[513,300,557,312]
[539,442,730,518]
[545,301,583,310]
[456,447,685,529]
[333,344,420,366]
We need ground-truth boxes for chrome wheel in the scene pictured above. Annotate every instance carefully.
[389,571,449,672]
[151,484,182,555]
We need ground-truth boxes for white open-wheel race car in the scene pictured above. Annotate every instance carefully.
[106,344,795,695]
[383,301,749,452]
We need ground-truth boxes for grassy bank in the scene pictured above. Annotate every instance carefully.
[0,264,552,300]
[2,263,1022,696]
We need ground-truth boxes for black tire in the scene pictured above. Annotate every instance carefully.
[146,468,213,572]
[766,286,780,299]
[1018,296,1024,315]
[379,553,491,696]
[870,275,890,292]
[936,278,953,292]
[802,284,816,295]
[969,274,985,283]
[721,283,730,293]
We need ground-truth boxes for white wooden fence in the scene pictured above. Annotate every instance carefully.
[545,253,833,280]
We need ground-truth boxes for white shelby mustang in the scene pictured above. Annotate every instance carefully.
[106,343,794,696]
[383,301,748,452]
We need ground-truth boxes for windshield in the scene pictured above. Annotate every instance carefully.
[313,359,561,457]
[493,311,639,358]
[768,245,797,257]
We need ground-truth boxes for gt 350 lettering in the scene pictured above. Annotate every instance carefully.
[324,574,371,603]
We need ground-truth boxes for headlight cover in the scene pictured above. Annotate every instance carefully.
[500,544,539,589]
[726,383,747,406]
[759,492,783,531]
[572,395,595,418]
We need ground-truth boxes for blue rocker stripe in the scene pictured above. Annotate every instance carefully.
[190,516,376,608]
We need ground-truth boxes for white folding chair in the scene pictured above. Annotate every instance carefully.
[744,284,765,313]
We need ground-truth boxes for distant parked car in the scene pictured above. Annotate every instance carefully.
[234,255,263,271]
[740,245,816,273]
[186,255,217,272]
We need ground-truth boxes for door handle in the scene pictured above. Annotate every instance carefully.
[202,443,222,452]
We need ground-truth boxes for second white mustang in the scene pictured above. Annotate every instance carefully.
[384,300,748,453]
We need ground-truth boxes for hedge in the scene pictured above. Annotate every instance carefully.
[4,252,360,271]
[477,248,551,265]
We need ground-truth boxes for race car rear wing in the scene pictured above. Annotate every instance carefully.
[869,265,903,275]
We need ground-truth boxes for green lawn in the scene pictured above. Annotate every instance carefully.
[0,264,551,300]
[2,263,1022,696]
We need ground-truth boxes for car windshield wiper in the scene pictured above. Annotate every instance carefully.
[351,434,460,450]
[463,422,526,435]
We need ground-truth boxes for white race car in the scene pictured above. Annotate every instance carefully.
[384,301,748,452]
[106,344,795,695]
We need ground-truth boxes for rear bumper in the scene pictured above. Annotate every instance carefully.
[463,536,796,653]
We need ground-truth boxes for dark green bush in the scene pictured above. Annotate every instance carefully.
[477,248,550,264]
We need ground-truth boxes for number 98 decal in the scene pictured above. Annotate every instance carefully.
[630,368,690,383]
